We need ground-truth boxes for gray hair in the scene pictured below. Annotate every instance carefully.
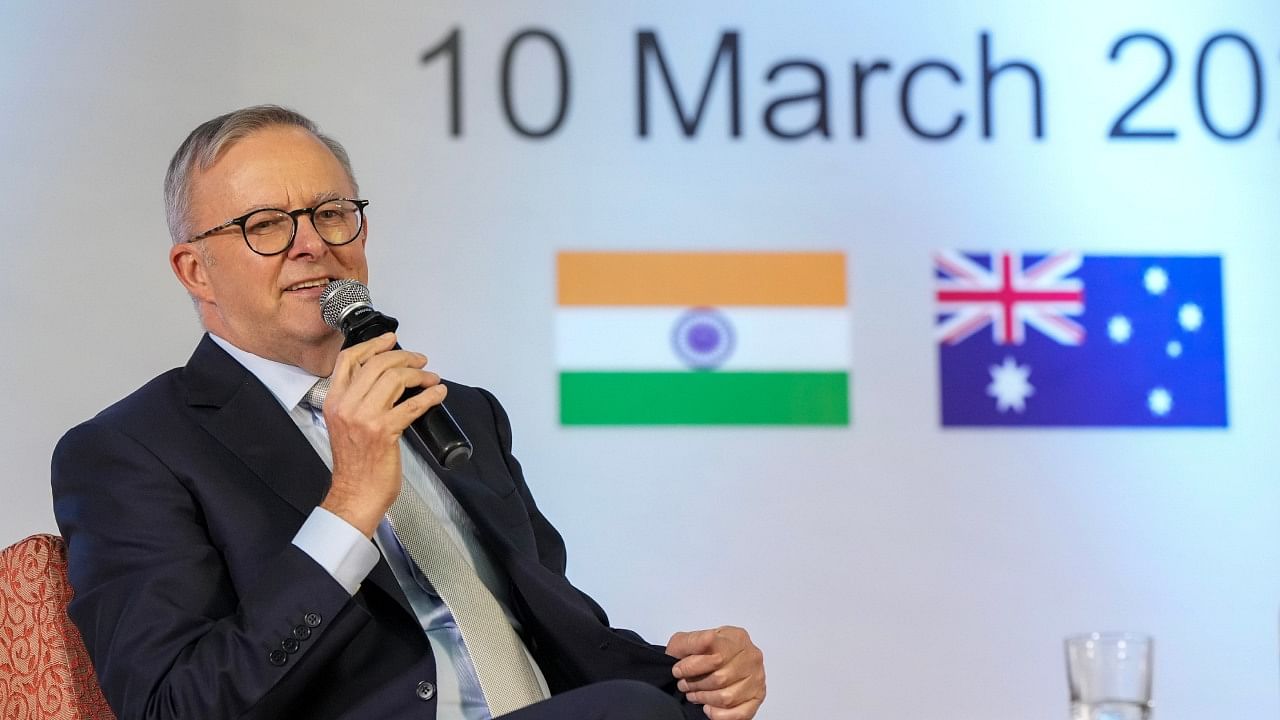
[163,105,358,244]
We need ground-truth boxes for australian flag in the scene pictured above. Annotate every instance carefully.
[935,250,1227,427]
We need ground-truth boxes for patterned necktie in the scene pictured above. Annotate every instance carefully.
[303,378,545,717]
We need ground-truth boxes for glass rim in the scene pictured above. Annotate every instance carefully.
[1065,631,1152,645]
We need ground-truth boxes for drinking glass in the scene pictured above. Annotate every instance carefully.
[1065,632,1153,720]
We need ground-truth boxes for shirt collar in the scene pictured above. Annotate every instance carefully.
[208,334,322,411]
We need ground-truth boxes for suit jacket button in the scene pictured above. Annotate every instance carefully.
[304,612,322,627]
[292,625,312,641]
[281,637,301,654]
[416,681,435,701]
[268,649,288,667]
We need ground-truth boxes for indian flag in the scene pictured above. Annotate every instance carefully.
[557,251,850,425]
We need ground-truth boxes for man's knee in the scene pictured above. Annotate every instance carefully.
[585,679,685,720]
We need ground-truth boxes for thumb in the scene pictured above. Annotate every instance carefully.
[665,629,709,659]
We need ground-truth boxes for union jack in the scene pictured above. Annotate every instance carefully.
[934,250,1086,346]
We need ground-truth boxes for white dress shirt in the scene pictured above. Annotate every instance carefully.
[209,335,550,720]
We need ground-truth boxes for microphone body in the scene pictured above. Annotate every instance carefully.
[322,284,473,469]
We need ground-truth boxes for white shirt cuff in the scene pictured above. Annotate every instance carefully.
[292,507,380,596]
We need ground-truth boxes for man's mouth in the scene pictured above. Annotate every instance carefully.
[285,278,333,292]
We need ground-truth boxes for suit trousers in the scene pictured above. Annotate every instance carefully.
[504,680,685,720]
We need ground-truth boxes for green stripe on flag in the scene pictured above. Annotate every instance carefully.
[560,371,849,425]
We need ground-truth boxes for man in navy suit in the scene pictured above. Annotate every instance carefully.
[52,106,765,720]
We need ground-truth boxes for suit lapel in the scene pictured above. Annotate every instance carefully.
[183,335,414,619]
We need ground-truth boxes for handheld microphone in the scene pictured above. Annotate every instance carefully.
[319,279,473,469]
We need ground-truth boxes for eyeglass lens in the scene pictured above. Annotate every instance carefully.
[243,200,363,254]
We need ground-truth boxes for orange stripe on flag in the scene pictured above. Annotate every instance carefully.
[558,252,846,306]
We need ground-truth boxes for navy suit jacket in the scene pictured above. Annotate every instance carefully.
[53,335,694,719]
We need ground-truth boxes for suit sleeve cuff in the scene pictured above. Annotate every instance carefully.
[292,507,380,596]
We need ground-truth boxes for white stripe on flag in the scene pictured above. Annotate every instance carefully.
[556,307,851,371]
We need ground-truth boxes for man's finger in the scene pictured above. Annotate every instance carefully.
[666,629,716,661]
[363,366,438,407]
[678,640,760,692]
[336,348,428,402]
[330,332,397,387]
[684,674,755,711]
[352,348,428,380]
[672,651,730,683]
[677,657,747,692]
[670,626,755,678]
[703,696,763,720]
[338,331,399,369]
[388,383,447,425]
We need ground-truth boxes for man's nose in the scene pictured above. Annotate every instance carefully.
[288,213,329,258]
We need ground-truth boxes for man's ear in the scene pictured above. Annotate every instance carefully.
[170,241,215,304]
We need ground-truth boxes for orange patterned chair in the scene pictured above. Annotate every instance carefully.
[0,534,115,719]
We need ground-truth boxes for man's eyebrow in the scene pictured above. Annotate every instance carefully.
[310,191,344,205]
[232,192,345,217]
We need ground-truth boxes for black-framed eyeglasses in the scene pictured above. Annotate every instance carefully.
[187,198,370,256]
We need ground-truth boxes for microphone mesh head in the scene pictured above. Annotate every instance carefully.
[320,279,372,329]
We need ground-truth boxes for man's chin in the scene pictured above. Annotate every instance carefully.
[305,326,345,346]
[276,321,344,354]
